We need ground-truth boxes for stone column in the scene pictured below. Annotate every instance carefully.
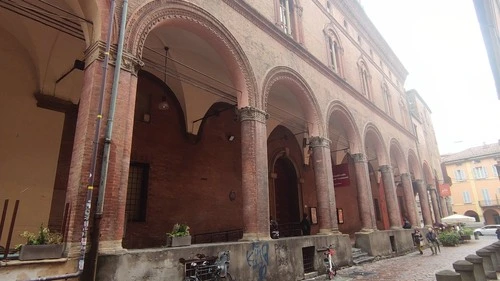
[465,254,486,281]
[400,173,418,227]
[65,42,142,256]
[379,165,402,229]
[452,260,475,281]
[310,136,339,234]
[352,153,376,231]
[429,185,442,223]
[239,107,270,240]
[416,179,433,226]
[440,196,449,217]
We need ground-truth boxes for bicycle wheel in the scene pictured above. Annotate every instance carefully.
[328,269,334,280]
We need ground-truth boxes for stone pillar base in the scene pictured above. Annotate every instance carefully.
[240,233,271,241]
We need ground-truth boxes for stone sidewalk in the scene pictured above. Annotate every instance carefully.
[328,236,497,281]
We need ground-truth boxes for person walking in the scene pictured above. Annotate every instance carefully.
[413,229,424,255]
[426,228,440,255]
[496,227,500,240]
[300,213,311,236]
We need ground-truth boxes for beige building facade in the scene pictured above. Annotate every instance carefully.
[0,1,445,280]
[442,143,500,224]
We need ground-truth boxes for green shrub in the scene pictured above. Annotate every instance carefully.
[167,223,190,237]
[438,231,460,246]
[461,227,474,236]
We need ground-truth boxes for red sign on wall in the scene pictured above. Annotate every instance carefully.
[333,163,350,187]
[439,184,451,197]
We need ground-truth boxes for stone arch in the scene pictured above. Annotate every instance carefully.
[408,149,422,179]
[464,210,480,222]
[262,66,324,136]
[363,123,388,164]
[326,100,362,153]
[125,0,257,108]
[422,161,434,184]
[389,138,408,174]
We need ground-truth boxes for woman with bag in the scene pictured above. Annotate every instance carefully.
[414,229,424,255]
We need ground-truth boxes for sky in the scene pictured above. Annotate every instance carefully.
[361,0,500,155]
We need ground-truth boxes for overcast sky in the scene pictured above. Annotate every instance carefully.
[361,0,500,155]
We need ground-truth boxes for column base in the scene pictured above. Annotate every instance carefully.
[318,229,343,235]
[65,240,126,257]
[359,228,376,233]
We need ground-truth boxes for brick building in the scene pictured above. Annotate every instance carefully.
[0,1,445,280]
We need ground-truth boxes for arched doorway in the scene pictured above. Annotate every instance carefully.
[464,210,480,222]
[272,156,301,237]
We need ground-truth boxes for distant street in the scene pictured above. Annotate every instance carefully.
[334,236,497,281]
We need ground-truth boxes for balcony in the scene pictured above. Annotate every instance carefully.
[478,199,500,207]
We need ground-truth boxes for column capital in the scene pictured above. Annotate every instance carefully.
[415,179,424,185]
[85,41,144,76]
[351,153,366,163]
[379,165,392,173]
[238,106,268,123]
[309,136,331,148]
[400,172,411,178]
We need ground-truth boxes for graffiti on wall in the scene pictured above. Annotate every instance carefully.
[246,242,269,281]
[274,243,289,266]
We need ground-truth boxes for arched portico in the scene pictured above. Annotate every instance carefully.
[423,162,441,224]
[364,124,401,229]
[327,101,375,232]
[390,139,418,228]
[263,67,336,234]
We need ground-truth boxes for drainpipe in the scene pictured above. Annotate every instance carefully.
[91,0,129,280]
[25,0,118,280]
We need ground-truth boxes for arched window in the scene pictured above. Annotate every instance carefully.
[275,0,303,42]
[324,24,343,75]
[399,98,409,129]
[358,59,371,99]
[382,82,393,117]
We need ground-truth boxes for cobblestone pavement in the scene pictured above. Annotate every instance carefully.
[331,236,497,281]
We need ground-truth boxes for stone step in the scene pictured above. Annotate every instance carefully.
[353,255,375,265]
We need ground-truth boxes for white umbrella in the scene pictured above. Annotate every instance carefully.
[441,214,476,224]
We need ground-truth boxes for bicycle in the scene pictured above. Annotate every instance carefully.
[212,250,234,281]
[183,251,234,281]
[323,245,337,280]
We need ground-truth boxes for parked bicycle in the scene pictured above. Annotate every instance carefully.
[323,245,337,280]
[184,251,234,281]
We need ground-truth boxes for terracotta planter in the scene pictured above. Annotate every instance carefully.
[19,244,64,261]
[166,235,192,247]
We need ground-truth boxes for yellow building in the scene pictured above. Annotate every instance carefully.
[442,142,500,224]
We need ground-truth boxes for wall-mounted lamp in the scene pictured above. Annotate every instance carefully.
[227,135,235,142]
[158,46,170,111]
[158,96,169,111]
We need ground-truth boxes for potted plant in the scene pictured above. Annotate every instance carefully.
[17,224,64,261]
[166,223,191,247]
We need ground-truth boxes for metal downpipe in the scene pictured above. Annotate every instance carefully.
[91,0,129,280]
[25,0,117,280]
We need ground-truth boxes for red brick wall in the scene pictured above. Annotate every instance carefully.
[334,159,362,235]
[124,73,243,248]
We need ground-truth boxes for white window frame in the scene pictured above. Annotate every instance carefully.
[473,166,488,179]
[462,191,472,204]
[482,188,491,205]
[454,169,466,182]
[493,165,499,177]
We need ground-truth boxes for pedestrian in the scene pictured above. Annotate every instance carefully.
[300,213,311,235]
[413,229,424,255]
[426,228,440,255]
[270,216,279,239]
[496,227,500,240]
[402,218,412,229]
